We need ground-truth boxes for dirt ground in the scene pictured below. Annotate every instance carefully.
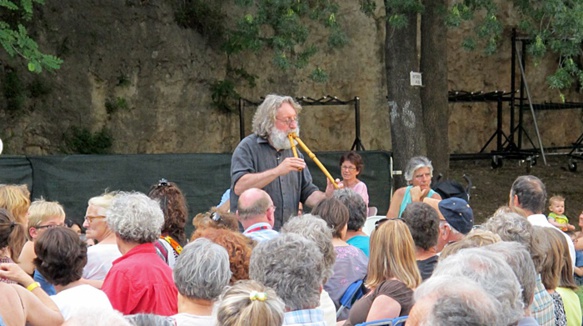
[448,154,583,225]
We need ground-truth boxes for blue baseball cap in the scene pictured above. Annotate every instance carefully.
[438,198,474,234]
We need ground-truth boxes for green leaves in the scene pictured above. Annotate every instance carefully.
[0,0,62,73]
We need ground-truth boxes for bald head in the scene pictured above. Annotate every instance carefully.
[237,188,274,227]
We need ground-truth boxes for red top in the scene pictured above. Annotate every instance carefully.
[102,242,178,316]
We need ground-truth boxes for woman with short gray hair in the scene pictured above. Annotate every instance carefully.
[101,192,178,316]
[169,238,232,326]
[386,156,441,218]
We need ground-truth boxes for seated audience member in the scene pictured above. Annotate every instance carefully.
[66,219,83,237]
[555,232,583,326]
[311,198,367,321]
[193,207,240,232]
[281,214,338,325]
[82,192,121,288]
[386,156,441,218]
[169,238,232,326]
[33,227,112,319]
[101,192,178,316]
[148,179,188,268]
[408,275,499,326]
[334,189,369,257]
[338,152,369,207]
[485,241,539,325]
[217,280,285,326]
[424,197,474,252]
[0,208,27,281]
[438,229,501,261]
[19,199,66,295]
[432,248,524,326]
[344,219,421,326]
[536,226,570,326]
[508,175,575,271]
[236,188,279,242]
[0,271,63,325]
[249,233,327,326]
[401,202,440,280]
[191,227,253,284]
[483,208,555,326]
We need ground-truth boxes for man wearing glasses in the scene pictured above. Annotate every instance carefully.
[230,94,335,230]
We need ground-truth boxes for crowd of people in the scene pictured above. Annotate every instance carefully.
[1,94,583,326]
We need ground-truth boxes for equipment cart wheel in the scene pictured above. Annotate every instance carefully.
[568,160,577,172]
[491,155,503,169]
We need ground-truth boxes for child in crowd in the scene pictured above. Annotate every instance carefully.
[548,195,575,231]
[568,230,583,285]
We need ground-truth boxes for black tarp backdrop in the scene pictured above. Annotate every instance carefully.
[0,151,392,237]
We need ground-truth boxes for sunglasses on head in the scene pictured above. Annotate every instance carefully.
[375,218,400,230]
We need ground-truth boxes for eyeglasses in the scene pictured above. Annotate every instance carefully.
[275,116,299,125]
[84,215,106,223]
[36,223,65,229]
[341,165,357,171]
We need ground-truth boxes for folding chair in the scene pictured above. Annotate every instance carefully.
[336,278,367,319]
[355,315,408,326]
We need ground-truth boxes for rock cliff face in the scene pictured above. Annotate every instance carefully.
[1,0,581,155]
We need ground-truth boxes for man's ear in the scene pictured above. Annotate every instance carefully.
[29,227,37,239]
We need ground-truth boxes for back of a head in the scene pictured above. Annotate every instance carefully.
[401,202,440,251]
[438,229,501,261]
[411,275,500,326]
[0,208,26,262]
[106,192,164,244]
[432,248,523,325]
[174,237,231,301]
[311,197,349,239]
[33,227,87,286]
[536,227,564,290]
[0,184,30,224]
[281,214,335,281]
[217,280,285,326]
[249,233,323,311]
[483,208,533,250]
[27,198,65,229]
[511,175,546,214]
[125,314,173,326]
[485,241,537,309]
[333,188,367,231]
[147,180,188,245]
[190,227,253,284]
[367,219,421,289]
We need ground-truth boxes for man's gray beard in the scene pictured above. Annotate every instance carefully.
[270,127,300,150]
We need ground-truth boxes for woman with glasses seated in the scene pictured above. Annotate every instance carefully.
[18,199,66,295]
[339,152,369,208]
[82,192,121,288]
[386,156,441,219]
[342,219,421,326]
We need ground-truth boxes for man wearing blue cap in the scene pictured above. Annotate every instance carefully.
[424,197,474,253]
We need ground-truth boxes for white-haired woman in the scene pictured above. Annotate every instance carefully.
[386,156,441,218]
[101,192,178,316]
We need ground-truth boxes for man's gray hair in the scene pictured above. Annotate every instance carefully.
[432,248,523,326]
[106,192,163,243]
[404,156,433,183]
[333,188,367,231]
[485,241,537,308]
[252,94,302,137]
[281,214,335,282]
[173,238,231,301]
[249,233,323,311]
[510,175,546,214]
[414,275,499,326]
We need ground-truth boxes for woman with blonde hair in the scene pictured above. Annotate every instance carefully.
[343,219,421,325]
[0,184,30,225]
[217,280,285,326]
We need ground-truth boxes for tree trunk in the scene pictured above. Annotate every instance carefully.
[386,10,426,188]
[420,0,450,177]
